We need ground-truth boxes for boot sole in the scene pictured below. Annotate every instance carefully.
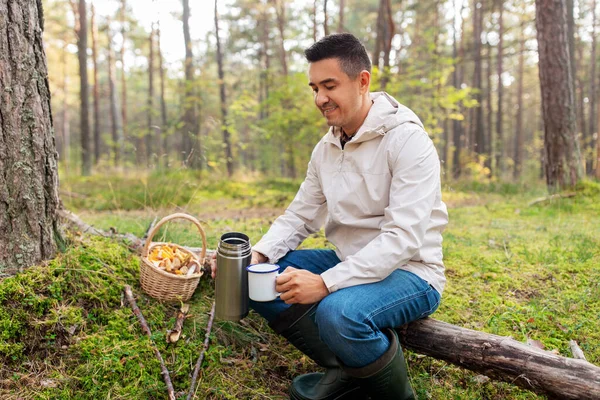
[289,385,366,400]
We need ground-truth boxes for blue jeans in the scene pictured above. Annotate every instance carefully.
[250,249,441,368]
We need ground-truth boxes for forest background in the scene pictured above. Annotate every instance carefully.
[1,0,599,399]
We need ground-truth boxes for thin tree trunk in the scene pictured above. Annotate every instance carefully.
[91,3,100,165]
[323,0,329,36]
[338,0,345,32]
[0,0,60,273]
[452,0,464,179]
[486,42,493,172]
[496,0,504,175]
[120,0,127,146]
[380,0,395,89]
[107,25,121,167]
[472,0,485,158]
[182,0,199,168]
[215,0,233,177]
[535,0,582,191]
[157,24,168,168]
[589,0,597,174]
[313,0,318,42]
[147,25,155,165]
[514,33,525,179]
[273,0,288,76]
[76,0,91,175]
[61,41,70,168]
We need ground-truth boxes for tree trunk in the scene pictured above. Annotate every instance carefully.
[398,318,600,400]
[323,0,329,36]
[182,0,199,168]
[452,0,464,179]
[120,0,127,146]
[91,3,101,165]
[535,0,582,191]
[157,23,169,168]
[514,33,525,179]
[214,0,233,177]
[61,41,70,169]
[472,0,485,158]
[312,0,317,42]
[76,0,91,175]
[0,0,60,274]
[338,0,345,32]
[273,0,288,76]
[589,0,597,175]
[107,24,121,166]
[496,0,504,175]
[485,42,493,172]
[147,25,155,165]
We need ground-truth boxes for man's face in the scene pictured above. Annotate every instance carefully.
[308,58,368,133]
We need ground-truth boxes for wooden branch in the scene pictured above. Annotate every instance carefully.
[123,285,176,400]
[528,192,577,206]
[569,340,587,361]
[397,318,600,400]
[167,304,190,344]
[143,216,159,240]
[187,302,216,400]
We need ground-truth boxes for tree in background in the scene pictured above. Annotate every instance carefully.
[181,0,200,169]
[215,0,233,177]
[0,0,61,272]
[535,0,582,190]
[71,0,91,175]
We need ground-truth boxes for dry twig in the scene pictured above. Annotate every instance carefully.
[187,301,216,400]
[123,285,176,400]
[167,303,190,343]
[569,340,587,361]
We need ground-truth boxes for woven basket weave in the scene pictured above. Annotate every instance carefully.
[140,213,207,302]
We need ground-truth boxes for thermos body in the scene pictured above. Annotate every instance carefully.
[215,232,251,321]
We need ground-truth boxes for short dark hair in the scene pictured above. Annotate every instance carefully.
[304,33,372,79]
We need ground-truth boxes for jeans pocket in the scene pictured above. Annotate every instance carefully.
[418,286,441,319]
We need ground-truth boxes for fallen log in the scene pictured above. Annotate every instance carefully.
[397,318,600,400]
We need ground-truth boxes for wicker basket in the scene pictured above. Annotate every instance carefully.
[140,213,207,302]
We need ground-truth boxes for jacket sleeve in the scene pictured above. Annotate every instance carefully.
[252,146,328,263]
[320,128,442,292]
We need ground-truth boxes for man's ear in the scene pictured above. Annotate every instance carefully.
[358,70,371,94]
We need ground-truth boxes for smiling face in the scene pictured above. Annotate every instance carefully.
[308,58,372,135]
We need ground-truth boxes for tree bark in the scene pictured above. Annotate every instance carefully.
[514,33,525,179]
[398,318,600,400]
[156,23,168,168]
[535,0,582,191]
[214,0,233,177]
[120,0,127,146]
[472,0,485,158]
[107,23,121,166]
[323,0,329,36]
[496,0,504,175]
[452,0,464,179]
[589,0,597,175]
[76,0,91,175]
[338,0,345,32]
[90,3,100,165]
[0,0,60,274]
[147,25,155,164]
[182,0,199,168]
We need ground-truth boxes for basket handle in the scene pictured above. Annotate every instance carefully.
[142,213,208,263]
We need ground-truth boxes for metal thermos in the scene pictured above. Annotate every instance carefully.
[215,232,252,321]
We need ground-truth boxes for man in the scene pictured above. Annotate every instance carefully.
[215,33,447,400]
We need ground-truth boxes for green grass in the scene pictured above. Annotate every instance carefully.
[1,175,599,399]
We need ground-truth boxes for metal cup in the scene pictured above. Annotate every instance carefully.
[215,232,251,321]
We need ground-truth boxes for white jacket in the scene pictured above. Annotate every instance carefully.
[253,92,448,295]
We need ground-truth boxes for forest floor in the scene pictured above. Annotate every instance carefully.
[1,170,599,399]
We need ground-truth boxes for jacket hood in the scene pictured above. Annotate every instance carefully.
[324,92,425,146]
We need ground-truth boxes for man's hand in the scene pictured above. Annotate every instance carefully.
[276,267,329,304]
[210,250,267,279]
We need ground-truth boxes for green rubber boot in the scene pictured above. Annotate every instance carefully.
[343,328,416,400]
[268,303,366,400]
